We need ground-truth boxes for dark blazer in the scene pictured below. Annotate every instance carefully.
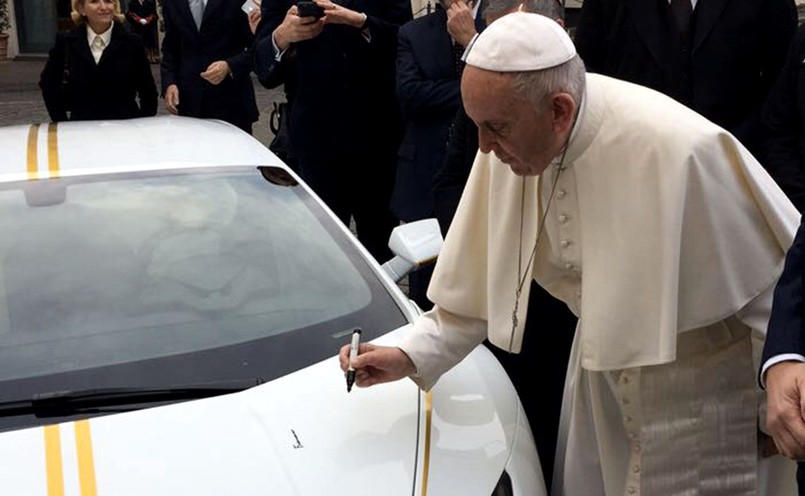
[255,0,411,165]
[574,0,796,154]
[762,218,805,370]
[762,26,805,213]
[432,103,477,236]
[40,23,158,122]
[161,0,258,130]
[391,7,461,222]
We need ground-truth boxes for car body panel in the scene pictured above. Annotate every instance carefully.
[0,329,544,495]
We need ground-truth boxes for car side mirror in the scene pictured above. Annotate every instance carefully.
[381,218,443,283]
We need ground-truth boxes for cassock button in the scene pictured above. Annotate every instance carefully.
[557,189,567,199]
[560,239,570,248]
[628,431,637,440]
[564,263,574,270]
[633,465,641,474]
[627,487,637,495]
[634,443,641,454]
[558,214,568,223]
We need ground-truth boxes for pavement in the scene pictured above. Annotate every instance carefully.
[0,58,285,149]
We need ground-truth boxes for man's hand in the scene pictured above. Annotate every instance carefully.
[164,84,180,115]
[200,61,231,85]
[338,343,417,388]
[316,0,366,28]
[248,8,261,34]
[766,361,805,459]
[447,0,477,47]
[273,5,325,51]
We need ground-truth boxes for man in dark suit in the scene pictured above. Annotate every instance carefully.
[573,0,797,156]
[762,26,805,213]
[762,218,805,494]
[391,0,481,309]
[161,0,258,134]
[254,0,411,262]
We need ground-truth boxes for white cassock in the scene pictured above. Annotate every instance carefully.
[399,73,801,495]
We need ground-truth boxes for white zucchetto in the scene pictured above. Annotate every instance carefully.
[465,12,576,72]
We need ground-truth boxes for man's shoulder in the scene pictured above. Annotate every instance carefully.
[400,9,447,35]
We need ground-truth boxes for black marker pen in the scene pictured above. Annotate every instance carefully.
[346,329,362,393]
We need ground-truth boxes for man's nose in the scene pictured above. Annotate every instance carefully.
[477,128,494,154]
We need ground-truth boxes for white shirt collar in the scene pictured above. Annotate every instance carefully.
[87,23,114,63]
[86,22,114,48]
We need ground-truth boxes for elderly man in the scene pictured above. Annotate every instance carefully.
[341,12,800,495]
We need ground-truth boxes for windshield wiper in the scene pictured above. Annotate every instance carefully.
[0,378,263,418]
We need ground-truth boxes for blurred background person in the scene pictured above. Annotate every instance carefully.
[573,0,797,157]
[391,0,482,310]
[161,0,259,134]
[127,0,159,63]
[40,0,158,122]
[254,0,412,262]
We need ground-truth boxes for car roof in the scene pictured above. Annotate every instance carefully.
[0,116,285,183]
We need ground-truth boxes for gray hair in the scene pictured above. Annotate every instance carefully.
[483,0,564,22]
[510,54,586,111]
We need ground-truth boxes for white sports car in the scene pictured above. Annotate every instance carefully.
[0,116,546,496]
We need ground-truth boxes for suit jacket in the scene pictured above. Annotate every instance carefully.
[256,0,411,164]
[40,23,158,122]
[161,0,258,128]
[391,7,461,222]
[762,219,805,370]
[761,26,805,213]
[432,103,476,235]
[574,0,796,154]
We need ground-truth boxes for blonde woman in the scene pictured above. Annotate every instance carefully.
[40,0,157,121]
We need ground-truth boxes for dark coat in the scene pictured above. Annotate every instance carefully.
[432,103,477,236]
[391,8,461,309]
[762,217,805,370]
[40,23,158,122]
[256,0,411,165]
[391,7,462,222]
[161,0,258,129]
[574,0,797,154]
[762,26,805,213]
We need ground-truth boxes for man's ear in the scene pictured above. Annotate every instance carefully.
[552,92,576,134]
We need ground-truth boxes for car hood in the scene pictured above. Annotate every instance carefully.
[0,327,540,495]
[0,331,421,495]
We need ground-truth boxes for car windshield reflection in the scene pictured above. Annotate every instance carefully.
[0,166,406,429]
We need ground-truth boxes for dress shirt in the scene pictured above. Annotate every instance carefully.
[87,23,114,64]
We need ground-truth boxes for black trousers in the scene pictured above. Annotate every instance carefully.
[798,462,805,495]
[300,148,397,263]
[485,280,577,492]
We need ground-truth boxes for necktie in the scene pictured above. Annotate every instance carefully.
[452,42,465,78]
[189,0,204,29]
[670,0,692,32]
[92,36,106,50]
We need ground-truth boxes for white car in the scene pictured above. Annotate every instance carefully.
[0,116,546,496]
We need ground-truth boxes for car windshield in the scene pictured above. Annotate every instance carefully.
[0,166,407,429]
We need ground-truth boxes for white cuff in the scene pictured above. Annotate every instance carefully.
[271,30,288,61]
[760,353,805,388]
